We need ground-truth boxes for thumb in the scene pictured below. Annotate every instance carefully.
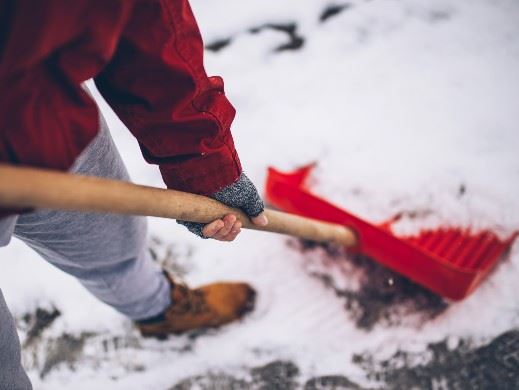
[251,212,269,227]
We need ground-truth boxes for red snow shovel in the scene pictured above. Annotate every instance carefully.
[0,164,516,300]
[265,164,518,300]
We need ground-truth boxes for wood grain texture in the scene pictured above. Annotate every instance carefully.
[0,164,357,247]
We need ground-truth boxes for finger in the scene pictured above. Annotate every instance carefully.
[214,217,240,241]
[202,219,225,238]
[223,221,242,241]
[223,213,237,227]
[214,214,236,238]
[217,228,241,242]
[251,212,268,227]
[222,219,242,236]
[231,220,242,233]
[227,228,241,241]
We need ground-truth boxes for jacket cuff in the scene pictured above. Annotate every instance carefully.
[0,211,13,219]
[160,149,242,196]
[0,207,30,220]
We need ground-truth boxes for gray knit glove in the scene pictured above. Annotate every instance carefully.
[177,172,265,238]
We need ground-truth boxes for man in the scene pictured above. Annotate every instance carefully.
[0,1,267,387]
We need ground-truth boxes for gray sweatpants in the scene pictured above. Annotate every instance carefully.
[0,115,171,388]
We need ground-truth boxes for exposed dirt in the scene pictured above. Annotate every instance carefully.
[205,19,309,54]
[20,306,61,347]
[251,360,300,390]
[355,329,519,390]
[168,330,519,389]
[249,23,305,52]
[202,1,453,54]
[171,373,249,390]
[294,240,448,330]
[319,3,353,23]
[169,360,364,390]
[305,375,364,389]
[39,332,93,379]
[206,38,233,53]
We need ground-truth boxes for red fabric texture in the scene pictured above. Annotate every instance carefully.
[0,0,242,218]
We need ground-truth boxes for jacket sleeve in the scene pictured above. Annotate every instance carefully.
[94,0,242,195]
[0,0,134,219]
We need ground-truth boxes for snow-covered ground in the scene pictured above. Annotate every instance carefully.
[1,0,519,388]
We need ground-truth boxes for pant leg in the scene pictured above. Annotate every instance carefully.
[0,290,32,390]
[12,114,171,320]
[0,216,17,247]
[0,225,31,389]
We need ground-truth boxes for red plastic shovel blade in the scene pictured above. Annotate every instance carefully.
[265,165,518,300]
[403,228,517,271]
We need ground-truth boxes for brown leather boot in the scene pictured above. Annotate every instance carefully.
[136,273,256,338]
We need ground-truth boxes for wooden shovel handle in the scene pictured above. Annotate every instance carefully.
[0,164,357,247]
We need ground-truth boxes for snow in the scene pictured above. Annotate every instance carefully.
[1,0,519,388]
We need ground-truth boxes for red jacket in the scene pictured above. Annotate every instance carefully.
[0,0,242,218]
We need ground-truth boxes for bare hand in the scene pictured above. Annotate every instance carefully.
[202,212,268,241]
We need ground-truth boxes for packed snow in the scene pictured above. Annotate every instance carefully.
[1,0,518,388]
